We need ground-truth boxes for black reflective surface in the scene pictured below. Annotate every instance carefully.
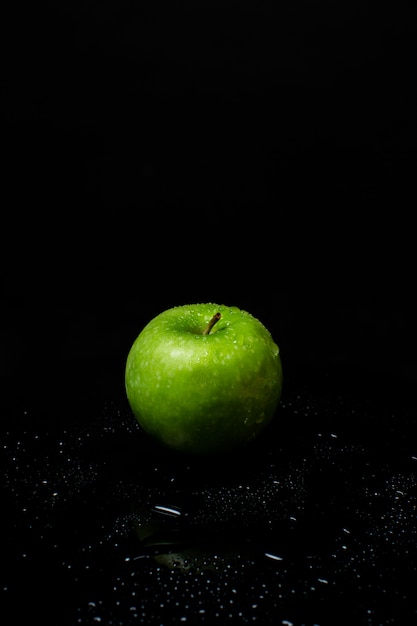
[2,358,417,625]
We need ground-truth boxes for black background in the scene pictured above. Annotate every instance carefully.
[2,1,416,399]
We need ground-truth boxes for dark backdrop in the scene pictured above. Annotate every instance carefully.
[2,1,416,410]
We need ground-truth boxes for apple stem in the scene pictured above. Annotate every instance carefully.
[202,312,221,335]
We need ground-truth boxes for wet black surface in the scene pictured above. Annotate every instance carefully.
[2,357,417,626]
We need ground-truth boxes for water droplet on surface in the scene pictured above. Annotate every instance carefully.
[153,504,183,517]
[264,552,284,562]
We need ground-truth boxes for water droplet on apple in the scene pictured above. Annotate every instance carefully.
[271,343,279,357]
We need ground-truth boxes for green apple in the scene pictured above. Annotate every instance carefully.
[125,303,282,455]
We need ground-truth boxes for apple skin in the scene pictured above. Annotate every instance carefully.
[125,303,282,455]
